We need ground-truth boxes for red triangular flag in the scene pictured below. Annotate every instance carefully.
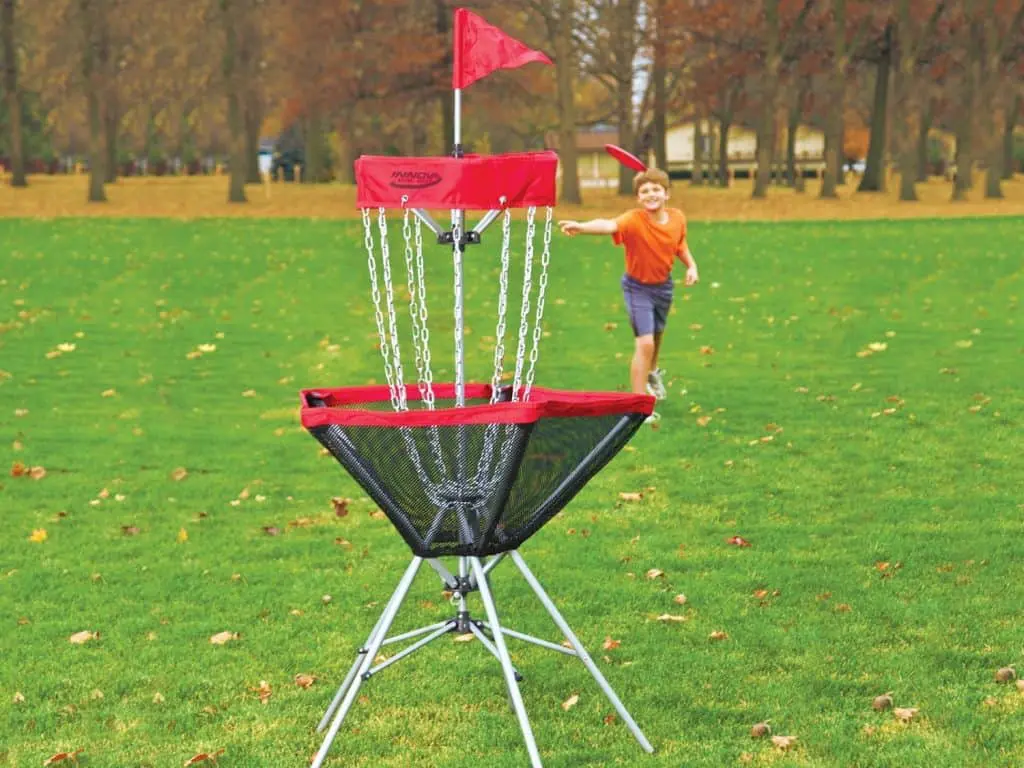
[452,8,552,90]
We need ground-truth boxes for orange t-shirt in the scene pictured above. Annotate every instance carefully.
[612,207,687,284]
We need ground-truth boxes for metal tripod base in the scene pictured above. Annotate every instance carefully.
[309,550,654,768]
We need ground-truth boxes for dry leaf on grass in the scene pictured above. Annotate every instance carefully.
[561,693,579,711]
[725,536,751,547]
[750,721,771,738]
[122,525,141,536]
[209,631,239,645]
[69,631,98,645]
[708,630,728,641]
[13,691,25,704]
[994,666,1016,683]
[771,735,797,751]
[655,614,686,623]
[262,526,282,536]
[618,492,643,502]
[872,693,894,711]
[171,467,188,481]
[183,750,224,766]
[177,528,189,543]
[645,568,665,580]
[295,674,316,689]
[602,636,621,651]
[893,707,919,723]
[331,497,350,517]
[673,593,687,605]
[251,680,272,704]
[29,528,48,543]
[43,751,82,766]
[453,633,475,643]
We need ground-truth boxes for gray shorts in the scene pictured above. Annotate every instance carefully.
[621,274,673,337]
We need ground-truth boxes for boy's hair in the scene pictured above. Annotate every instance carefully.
[632,167,670,195]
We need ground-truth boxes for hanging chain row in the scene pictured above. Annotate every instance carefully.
[510,206,538,401]
[377,207,408,410]
[402,202,436,409]
[489,200,512,402]
[362,207,403,411]
[522,206,553,401]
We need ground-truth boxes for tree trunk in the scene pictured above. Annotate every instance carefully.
[651,0,667,171]
[753,0,780,198]
[105,91,119,182]
[615,0,638,196]
[894,4,918,202]
[304,111,328,183]
[555,0,581,204]
[1,0,26,186]
[1004,95,1020,179]
[785,89,802,190]
[81,0,106,202]
[859,24,892,192]
[691,116,704,186]
[245,94,261,184]
[243,8,262,185]
[99,12,116,183]
[221,0,246,203]
[953,9,980,201]
[821,0,845,198]
[437,0,454,152]
[718,116,731,187]
[916,99,932,182]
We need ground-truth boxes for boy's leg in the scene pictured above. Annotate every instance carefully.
[631,335,656,395]
[652,332,664,369]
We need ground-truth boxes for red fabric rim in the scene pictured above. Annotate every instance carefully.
[300,384,654,428]
[355,152,558,210]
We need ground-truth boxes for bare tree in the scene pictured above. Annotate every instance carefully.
[1,0,27,186]
[219,0,246,202]
[81,0,107,202]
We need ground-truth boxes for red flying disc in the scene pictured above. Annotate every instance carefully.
[604,143,647,172]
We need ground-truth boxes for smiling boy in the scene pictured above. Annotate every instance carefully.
[558,168,699,419]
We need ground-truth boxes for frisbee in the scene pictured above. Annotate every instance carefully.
[604,143,647,172]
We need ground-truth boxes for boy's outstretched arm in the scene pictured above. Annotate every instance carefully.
[679,245,700,286]
[558,218,618,236]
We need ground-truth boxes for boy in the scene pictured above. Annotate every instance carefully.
[558,168,699,418]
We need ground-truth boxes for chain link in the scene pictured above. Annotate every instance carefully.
[402,202,433,408]
[413,216,437,409]
[511,206,537,401]
[362,208,402,411]
[452,213,465,405]
[377,207,407,410]
[489,200,512,402]
[523,206,553,400]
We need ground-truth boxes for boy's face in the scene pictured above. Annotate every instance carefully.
[636,181,669,213]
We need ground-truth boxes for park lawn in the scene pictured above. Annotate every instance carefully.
[0,216,1021,767]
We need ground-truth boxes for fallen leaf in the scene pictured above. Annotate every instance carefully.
[725,536,751,547]
[618,492,643,502]
[177,528,189,543]
[43,751,82,766]
[708,630,728,641]
[13,691,25,704]
[183,750,224,766]
[331,497,351,517]
[122,525,141,536]
[699,345,715,355]
[771,735,797,751]
[673,593,687,605]
[295,674,316,689]
[370,509,387,520]
[696,415,712,427]
[29,466,46,480]
[209,631,239,645]
[602,636,621,650]
[893,707,919,723]
[453,633,475,643]
[561,693,579,711]
[101,389,117,398]
[645,568,665,580]
[655,614,687,622]
[603,713,616,725]
[69,630,98,645]
[1015,679,1024,693]
[29,528,48,543]
[171,467,188,481]
[995,666,1016,683]
[153,692,165,703]
[750,721,771,738]
[872,693,894,711]
[603,322,618,331]
[252,680,272,704]
[262,526,281,536]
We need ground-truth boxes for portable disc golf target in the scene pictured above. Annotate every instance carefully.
[299,9,656,767]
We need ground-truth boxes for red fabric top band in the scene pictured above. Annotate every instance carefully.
[355,152,558,210]
[300,384,654,428]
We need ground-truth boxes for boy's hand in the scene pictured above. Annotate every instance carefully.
[558,220,582,236]
[685,265,700,286]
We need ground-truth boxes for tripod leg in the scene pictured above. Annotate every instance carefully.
[509,550,654,754]
[317,602,391,732]
[470,557,543,768]
[310,556,423,768]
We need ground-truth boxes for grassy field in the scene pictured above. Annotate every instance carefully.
[1,214,1022,767]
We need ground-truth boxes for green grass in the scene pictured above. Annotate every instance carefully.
[1,216,1022,767]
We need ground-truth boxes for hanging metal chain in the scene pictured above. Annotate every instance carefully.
[452,214,466,406]
[412,216,438,410]
[522,206,554,401]
[511,206,537,402]
[377,207,407,410]
[489,200,512,402]
[402,201,435,409]
[362,208,402,411]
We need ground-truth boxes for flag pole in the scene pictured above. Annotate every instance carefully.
[452,86,465,409]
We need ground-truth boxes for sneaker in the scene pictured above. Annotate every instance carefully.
[644,410,661,425]
[646,368,667,400]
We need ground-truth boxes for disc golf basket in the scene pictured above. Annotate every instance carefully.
[299,9,655,768]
